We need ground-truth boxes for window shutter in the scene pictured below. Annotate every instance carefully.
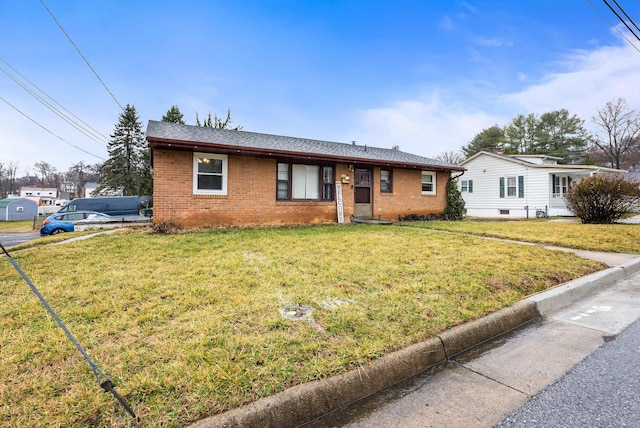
[518,175,524,198]
[499,177,505,198]
[468,180,473,193]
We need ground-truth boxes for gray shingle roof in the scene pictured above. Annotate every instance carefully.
[146,120,462,171]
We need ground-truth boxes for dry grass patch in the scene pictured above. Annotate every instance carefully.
[0,225,604,427]
[400,219,640,253]
[0,219,40,232]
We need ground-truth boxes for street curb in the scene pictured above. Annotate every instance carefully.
[189,259,640,428]
[189,302,540,428]
[526,257,640,315]
[189,337,446,428]
[437,300,540,358]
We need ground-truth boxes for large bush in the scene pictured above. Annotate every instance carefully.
[564,174,640,224]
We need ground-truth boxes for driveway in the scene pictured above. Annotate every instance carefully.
[0,232,41,248]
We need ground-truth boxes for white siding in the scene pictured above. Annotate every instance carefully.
[461,155,552,218]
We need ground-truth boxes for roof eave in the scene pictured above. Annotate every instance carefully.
[147,137,464,172]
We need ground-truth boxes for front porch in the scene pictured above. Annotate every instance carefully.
[548,172,592,216]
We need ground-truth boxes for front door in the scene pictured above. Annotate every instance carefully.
[353,168,372,218]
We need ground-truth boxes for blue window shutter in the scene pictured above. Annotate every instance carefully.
[499,177,505,198]
[469,180,473,193]
[518,175,524,198]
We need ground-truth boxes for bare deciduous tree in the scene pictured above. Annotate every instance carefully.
[436,150,465,165]
[590,98,640,169]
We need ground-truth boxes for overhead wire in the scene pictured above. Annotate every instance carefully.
[0,95,105,161]
[611,0,640,34]
[602,0,640,42]
[586,0,640,54]
[39,0,124,111]
[0,58,109,147]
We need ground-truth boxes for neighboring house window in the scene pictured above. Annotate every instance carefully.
[193,153,228,195]
[277,162,334,201]
[552,174,572,198]
[507,177,517,197]
[461,179,473,193]
[380,169,392,193]
[16,206,23,212]
[499,176,524,198]
[422,172,436,194]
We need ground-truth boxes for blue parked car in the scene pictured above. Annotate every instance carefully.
[40,211,114,236]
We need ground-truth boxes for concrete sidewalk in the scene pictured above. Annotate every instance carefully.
[190,253,640,428]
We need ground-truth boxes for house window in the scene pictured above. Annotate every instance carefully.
[193,153,228,195]
[277,162,334,201]
[461,179,473,193]
[552,175,572,198]
[277,163,290,199]
[322,166,334,200]
[499,176,524,198]
[421,172,436,194]
[380,169,392,193]
[16,206,24,212]
[507,177,517,197]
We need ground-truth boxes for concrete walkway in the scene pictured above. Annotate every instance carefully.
[190,244,640,427]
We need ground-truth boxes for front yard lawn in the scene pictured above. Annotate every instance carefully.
[0,225,606,427]
[400,219,640,254]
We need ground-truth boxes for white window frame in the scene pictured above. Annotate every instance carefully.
[193,152,228,195]
[421,171,436,195]
[506,176,517,198]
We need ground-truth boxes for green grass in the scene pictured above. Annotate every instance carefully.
[0,225,606,427]
[0,219,41,232]
[399,219,640,253]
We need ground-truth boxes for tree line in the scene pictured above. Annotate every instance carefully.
[439,98,640,170]
[4,98,639,200]
[0,105,239,199]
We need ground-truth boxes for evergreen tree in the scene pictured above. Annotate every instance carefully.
[536,109,588,163]
[98,104,151,196]
[461,125,505,158]
[441,177,465,220]
[504,113,538,154]
[161,105,185,124]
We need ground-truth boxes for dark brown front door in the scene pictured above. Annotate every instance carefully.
[354,168,372,218]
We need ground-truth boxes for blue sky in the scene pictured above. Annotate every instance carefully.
[2,0,640,174]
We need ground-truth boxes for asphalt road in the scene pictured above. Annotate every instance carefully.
[0,232,40,248]
[496,317,640,428]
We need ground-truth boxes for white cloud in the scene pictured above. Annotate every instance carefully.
[350,93,502,159]
[502,42,640,127]
[473,37,514,48]
[351,38,640,159]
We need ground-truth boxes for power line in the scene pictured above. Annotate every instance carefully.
[0,95,105,161]
[0,58,109,147]
[611,0,640,34]
[602,0,640,43]
[586,0,640,54]
[39,0,124,111]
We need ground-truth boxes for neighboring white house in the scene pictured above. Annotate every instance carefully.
[19,187,58,205]
[459,151,625,218]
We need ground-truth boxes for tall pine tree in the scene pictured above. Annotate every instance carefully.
[98,104,152,196]
[161,105,185,124]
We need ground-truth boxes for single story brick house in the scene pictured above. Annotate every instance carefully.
[145,120,464,228]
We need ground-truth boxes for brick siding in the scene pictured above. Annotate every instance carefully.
[153,149,449,227]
